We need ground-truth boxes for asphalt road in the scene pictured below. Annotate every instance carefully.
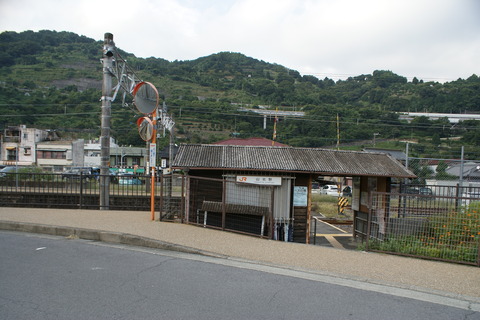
[0,231,478,320]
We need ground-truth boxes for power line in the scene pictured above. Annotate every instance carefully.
[1,107,480,132]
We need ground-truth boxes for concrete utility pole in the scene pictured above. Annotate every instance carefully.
[100,33,115,210]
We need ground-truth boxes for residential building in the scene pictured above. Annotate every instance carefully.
[35,140,77,171]
[0,125,55,166]
[1,125,148,172]
[110,145,147,170]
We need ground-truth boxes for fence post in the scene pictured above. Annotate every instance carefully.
[79,172,83,209]
[270,186,275,240]
[221,178,226,230]
[455,183,461,211]
[365,193,373,251]
[159,174,164,221]
[477,243,480,268]
[181,174,185,223]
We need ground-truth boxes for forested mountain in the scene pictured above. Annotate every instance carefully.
[1,30,480,159]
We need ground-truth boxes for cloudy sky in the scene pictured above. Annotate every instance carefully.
[1,0,479,82]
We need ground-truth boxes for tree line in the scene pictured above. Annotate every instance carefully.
[0,30,479,159]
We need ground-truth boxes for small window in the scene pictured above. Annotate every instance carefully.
[24,147,31,155]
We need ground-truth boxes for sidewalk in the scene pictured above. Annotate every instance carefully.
[1,207,479,301]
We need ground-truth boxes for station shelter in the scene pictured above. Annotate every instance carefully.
[172,144,415,244]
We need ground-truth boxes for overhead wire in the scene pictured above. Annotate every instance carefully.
[1,105,480,132]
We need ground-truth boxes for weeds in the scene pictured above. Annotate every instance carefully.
[364,203,480,264]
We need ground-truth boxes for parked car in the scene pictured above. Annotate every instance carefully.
[419,187,433,196]
[401,186,420,194]
[0,166,18,178]
[61,167,96,181]
[342,186,352,197]
[311,182,321,193]
[320,184,340,196]
[118,173,143,185]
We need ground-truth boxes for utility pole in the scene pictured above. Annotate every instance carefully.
[100,33,115,210]
[373,132,380,146]
[336,113,340,150]
[98,32,166,214]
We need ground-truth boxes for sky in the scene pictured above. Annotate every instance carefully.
[0,0,479,82]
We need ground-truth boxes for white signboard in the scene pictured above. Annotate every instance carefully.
[236,176,282,186]
[293,186,308,206]
[352,177,360,211]
[149,143,156,167]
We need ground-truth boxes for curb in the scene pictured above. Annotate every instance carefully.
[2,220,480,311]
[0,220,226,258]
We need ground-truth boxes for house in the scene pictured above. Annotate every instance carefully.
[446,161,480,182]
[172,144,415,244]
[0,125,54,166]
[363,147,407,163]
[1,125,150,172]
[35,140,77,170]
[110,145,147,171]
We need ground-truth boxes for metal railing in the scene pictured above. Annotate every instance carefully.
[0,172,159,210]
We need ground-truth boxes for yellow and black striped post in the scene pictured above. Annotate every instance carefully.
[338,196,349,215]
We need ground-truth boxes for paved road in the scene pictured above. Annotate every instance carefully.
[1,231,478,320]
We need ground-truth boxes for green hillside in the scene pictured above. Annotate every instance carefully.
[1,30,480,159]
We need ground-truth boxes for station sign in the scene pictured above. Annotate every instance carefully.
[236,176,282,186]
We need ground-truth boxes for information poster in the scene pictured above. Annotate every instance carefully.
[293,186,308,206]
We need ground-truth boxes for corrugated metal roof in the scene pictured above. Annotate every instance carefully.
[213,137,289,147]
[172,144,416,178]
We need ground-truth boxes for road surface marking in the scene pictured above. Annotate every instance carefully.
[323,235,345,249]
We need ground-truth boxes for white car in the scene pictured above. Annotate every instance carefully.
[320,184,340,196]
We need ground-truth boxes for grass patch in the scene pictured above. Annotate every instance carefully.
[364,203,480,264]
[311,193,353,219]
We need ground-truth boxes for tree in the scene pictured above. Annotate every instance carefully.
[435,161,457,180]
[372,70,407,88]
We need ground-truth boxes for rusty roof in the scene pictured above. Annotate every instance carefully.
[172,144,416,178]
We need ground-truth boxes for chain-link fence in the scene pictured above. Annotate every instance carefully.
[158,174,185,222]
[363,188,480,266]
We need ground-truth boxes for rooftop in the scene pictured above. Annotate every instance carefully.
[172,144,416,178]
[213,137,289,147]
